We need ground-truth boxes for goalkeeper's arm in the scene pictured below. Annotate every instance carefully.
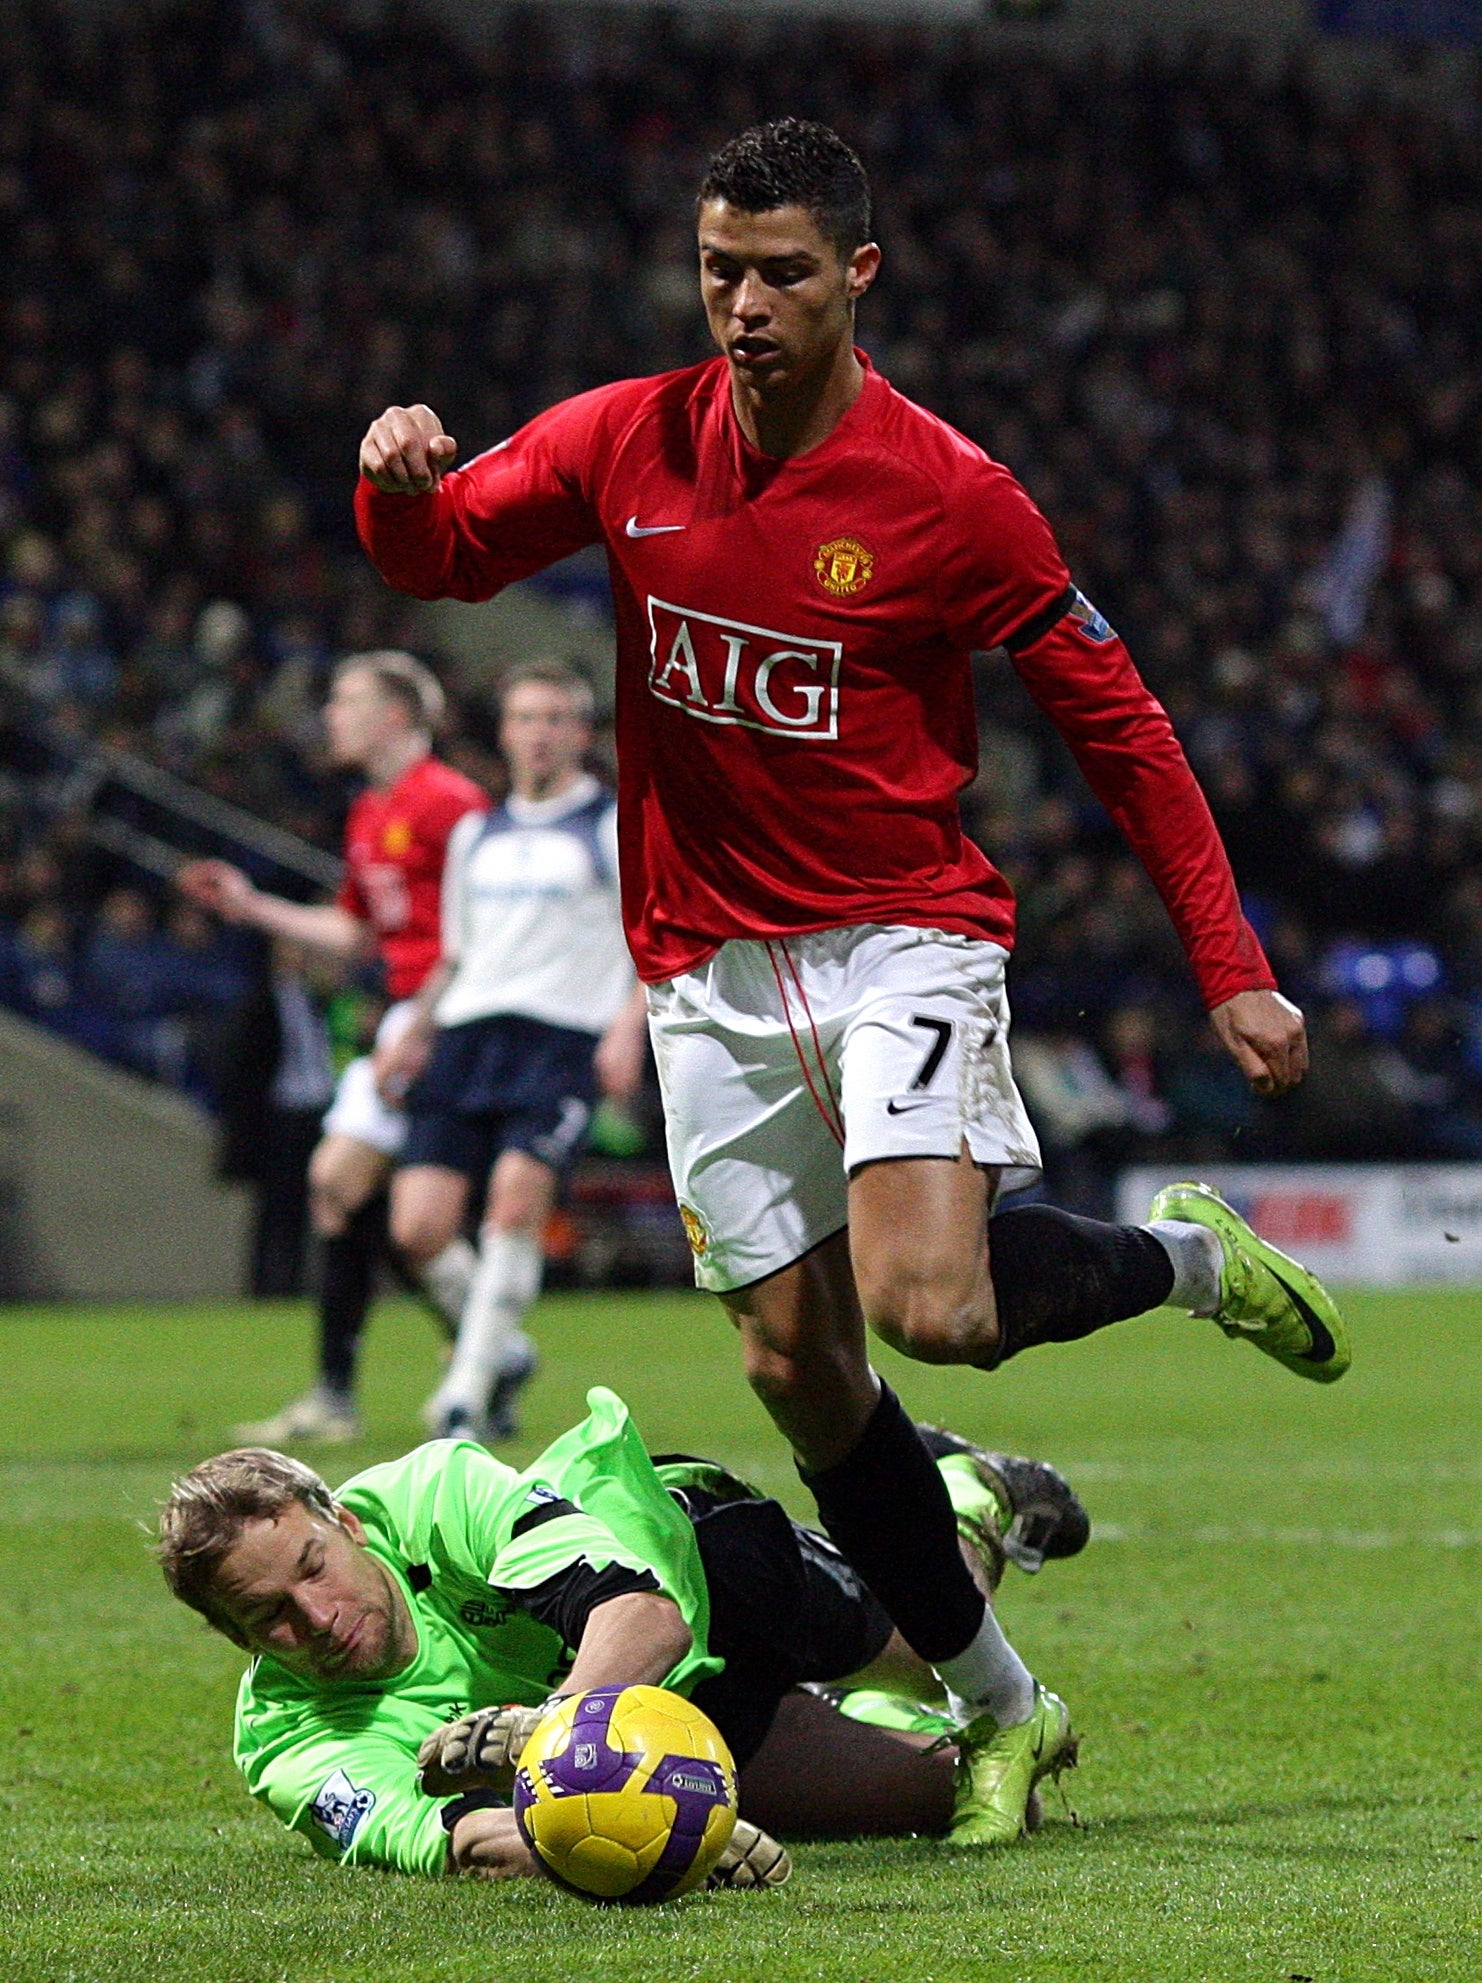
[420,1589,691,1797]
[433,1591,690,1879]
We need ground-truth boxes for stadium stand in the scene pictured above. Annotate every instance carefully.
[4,1,1482,1210]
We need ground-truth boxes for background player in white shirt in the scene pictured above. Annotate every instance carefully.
[378,664,649,1439]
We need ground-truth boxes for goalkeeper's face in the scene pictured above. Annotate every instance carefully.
[209,1500,417,1683]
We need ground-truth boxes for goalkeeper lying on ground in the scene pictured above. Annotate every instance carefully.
[156,1389,1088,1880]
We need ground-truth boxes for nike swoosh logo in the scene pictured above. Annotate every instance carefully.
[886,1098,934,1115]
[625,516,685,537]
[1270,1269,1338,1363]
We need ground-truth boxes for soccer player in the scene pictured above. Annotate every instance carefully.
[155,1392,1090,1871]
[180,652,486,1442]
[379,661,650,1441]
[353,119,1351,1838]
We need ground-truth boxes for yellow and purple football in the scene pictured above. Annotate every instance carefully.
[512,1685,738,1903]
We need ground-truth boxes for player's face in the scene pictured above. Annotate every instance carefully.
[323,667,408,770]
[500,683,590,793]
[210,1501,417,1684]
[697,202,878,398]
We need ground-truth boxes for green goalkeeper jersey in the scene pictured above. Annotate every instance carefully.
[233,1388,722,1875]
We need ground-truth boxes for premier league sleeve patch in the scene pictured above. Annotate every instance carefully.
[310,1768,377,1851]
[1067,587,1115,643]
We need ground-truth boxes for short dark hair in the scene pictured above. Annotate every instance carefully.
[698,119,872,258]
[156,1448,340,1645]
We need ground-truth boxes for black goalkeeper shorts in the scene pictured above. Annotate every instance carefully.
[666,1479,894,1769]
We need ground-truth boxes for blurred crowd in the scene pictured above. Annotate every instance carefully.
[3,0,1482,1198]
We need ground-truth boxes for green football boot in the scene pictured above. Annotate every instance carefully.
[836,1688,959,1741]
[1148,1180,1351,1383]
[947,1683,1077,1847]
[918,1425,1092,1579]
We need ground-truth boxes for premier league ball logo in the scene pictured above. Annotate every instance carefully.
[512,1685,738,1903]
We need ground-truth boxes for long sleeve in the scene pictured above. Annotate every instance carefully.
[354,381,643,602]
[236,1699,455,1876]
[931,453,1273,1011]
[1008,615,1274,1010]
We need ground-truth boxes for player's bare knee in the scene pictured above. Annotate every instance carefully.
[309,1186,348,1240]
[390,1205,449,1266]
[742,1338,800,1411]
[866,1277,999,1365]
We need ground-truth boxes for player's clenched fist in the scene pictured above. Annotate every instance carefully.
[176,857,258,922]
[359,404,458,494]
[416,1702,547,1795]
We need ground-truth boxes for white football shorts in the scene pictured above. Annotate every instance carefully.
[647,924,1042,1293]
[320,999,419,1157]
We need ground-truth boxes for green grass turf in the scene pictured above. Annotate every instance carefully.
[1,1288,1479,1983]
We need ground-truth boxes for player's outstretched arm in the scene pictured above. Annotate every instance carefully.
[1210,988,1308,1097]
[560,1590,692,1694]
[594,982,650,1103]
[176,859,369,963]
[418,1594,692,1796]
[359,404,458,495]
[447,1803,537,1878]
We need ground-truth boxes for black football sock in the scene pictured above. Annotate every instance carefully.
[317,1191,389,1397]
[985,1204,1175,1367]
[799,1380,986,1666]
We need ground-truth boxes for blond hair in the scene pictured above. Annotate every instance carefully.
[500,660,595,721]
[335,649,446,731]
[155,1448,339,1645]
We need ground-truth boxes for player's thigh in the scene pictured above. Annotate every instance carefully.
[307,1130,391,1228]
[648,963,850,1295]
[738,1690,952,1839]
[389,1163,470,1260]
[488,1037,598,1234]
[718,1231,876,1465]
[483,1147,558,1236]
[847,1152,1000,1363]
[837,933,1039,1360]
[319,1052,409,1166]
[719,1229,866,1382]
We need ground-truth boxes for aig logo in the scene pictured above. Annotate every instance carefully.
[647,598,842,741]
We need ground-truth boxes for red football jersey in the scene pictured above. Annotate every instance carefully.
[336,753,486,998]
[357,356,1272,1006]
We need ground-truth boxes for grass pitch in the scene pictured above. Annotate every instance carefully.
[1,1286,1478,1983]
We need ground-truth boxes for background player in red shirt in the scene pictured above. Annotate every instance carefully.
[353,122,1350,1845]
[181,652,486,1442]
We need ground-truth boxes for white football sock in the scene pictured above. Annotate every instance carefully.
[438,1229,543,1411]
[1147,1219,1224,1317]
[417,1237,477,1333]
[935,1606,1037,1729]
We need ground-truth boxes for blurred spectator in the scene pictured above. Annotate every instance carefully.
[0,860,245,1092]
[1103,1005,1174,1138]
[1012,1028,1141,1216]
[215,937,337,1297]
[1276,998,1420,1160]
[81,886,185,1081]
[0,901,81,1031]
[1396,996,1482,1159]
[1163,1016,1262,1157]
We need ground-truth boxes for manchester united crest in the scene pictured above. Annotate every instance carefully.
[678,1203,710,1258]
[382,818,413,857]
[814,536,875,598]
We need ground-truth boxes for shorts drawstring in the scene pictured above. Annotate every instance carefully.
[764,938,846,1148]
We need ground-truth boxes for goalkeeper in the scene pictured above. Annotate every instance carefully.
[157,1389,1088,1878]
